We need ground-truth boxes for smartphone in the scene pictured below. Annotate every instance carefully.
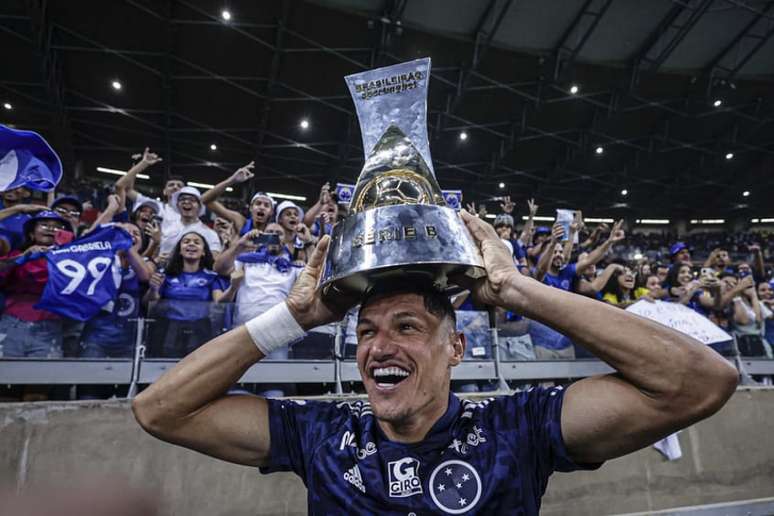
[54,229,74,246]
[700,267,715,279]
[254,233,280,246]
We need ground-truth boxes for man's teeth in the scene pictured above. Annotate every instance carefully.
[373,367,410,378]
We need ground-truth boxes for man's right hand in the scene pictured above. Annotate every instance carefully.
[229,162,255,184]
[140,147,163,167]
[550,222,565,242]
[285,235,356,330]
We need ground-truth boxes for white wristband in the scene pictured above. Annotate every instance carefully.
[245,302,305,356]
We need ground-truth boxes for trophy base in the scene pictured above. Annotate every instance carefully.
[321,204,485,300]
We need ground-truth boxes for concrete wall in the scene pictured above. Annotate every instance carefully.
[1,388,772,515]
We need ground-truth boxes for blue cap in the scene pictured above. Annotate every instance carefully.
[22,209,68,236]
[535,226,551,235]
[51,195,83,214]
[0,124,62,192]
[669,242,688,257]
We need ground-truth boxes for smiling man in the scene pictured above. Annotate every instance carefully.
[133,211,737,515]
[158,186,222,257]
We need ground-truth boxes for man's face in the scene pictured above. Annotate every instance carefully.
[656,266,669,283]
[322,202,338,224]
[176,194,200,218]
[163,180,185,200]
[263,222,285,255]
[551,243,564,269]
[738,262,752,277]
[2,187,30,203]
[53,202,81,229]
[494,224,512,240]
[757,282,773,300]
[534,234,548,245]
[278,207,299,233]
[251,198,273,224]
[712,249,730,268]
[674,249,691,264]
[356,293,464,426]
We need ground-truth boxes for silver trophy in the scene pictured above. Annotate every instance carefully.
[321,58,485,299]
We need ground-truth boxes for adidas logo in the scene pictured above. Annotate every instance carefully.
[343,464,366,493]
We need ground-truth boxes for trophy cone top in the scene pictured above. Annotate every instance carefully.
[350,125,446,214]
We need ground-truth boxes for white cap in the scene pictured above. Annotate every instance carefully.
[171,186,205,216]
[275,200,304,223]
[250,192,276,206]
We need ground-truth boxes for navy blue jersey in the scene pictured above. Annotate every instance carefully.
[81,263,144,347]
[32,225,133,321]
[260,388,599,515]
[159,270,228,321]
[542,263,578,292]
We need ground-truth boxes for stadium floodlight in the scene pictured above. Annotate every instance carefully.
[221,9,232,21]
[459,131,468,141]
[569,84,579,95]
[2,102,11,110]
[742,190,750,197]
[111,80,122,91]
[621,189,628,196]
[713,99,722,107]
[725,152,734,160]
[267,192,307,201]
[97,166,149,180]
[595,146,604,155]
[299,119,310,130]
[210,144,217,151]
[498,182,505,189]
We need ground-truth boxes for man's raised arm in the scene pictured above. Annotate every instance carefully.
[459,210,738,465]
[116,148,162,202]
[132,236,348,467]
[200,162,254,229]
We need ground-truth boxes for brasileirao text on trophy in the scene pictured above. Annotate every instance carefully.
[320,57,485,300]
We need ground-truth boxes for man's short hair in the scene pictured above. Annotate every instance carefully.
[358,277,457,328]
[166,175,184,186]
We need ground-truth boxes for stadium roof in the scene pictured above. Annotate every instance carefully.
[1,0,773,219]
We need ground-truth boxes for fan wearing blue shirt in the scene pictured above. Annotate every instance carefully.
[143,231,239,358]
[134,211,737,515]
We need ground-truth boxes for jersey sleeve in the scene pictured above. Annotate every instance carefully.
[497,386,602,484]
[259,399,346,483]
[211,275,230,293]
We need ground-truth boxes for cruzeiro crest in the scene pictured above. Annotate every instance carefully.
[428,460,482,514]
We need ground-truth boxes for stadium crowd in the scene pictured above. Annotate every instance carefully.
[0,147,772,399]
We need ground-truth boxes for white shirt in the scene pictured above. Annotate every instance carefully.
[159,219,222,255]
[134,192,180,236]
[234,261,302,325]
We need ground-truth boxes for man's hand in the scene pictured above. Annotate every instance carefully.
[318,182,332,205]
[140,147,163,167]
[145,220,161,244]
[527,198,538,217]
[550,222,565,242]
[235,230,259,253]
[738,275,754,292]
[458,209,519,307]
[149,272,165,292]
[106,194,122,213]
[285,235,355,330]
[230,266,245,286]
[499,195,514,214]
[296,223,313,244]
[24,245,51,256]
[14,204,47,215]
[229,162,255,185]
[607,219,625,243]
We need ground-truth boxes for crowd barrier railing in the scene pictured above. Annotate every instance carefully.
[1,301,773,395]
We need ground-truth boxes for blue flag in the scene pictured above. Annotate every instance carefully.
[29,225,134,321]
[0,124,62,192]
[442,189,463,210]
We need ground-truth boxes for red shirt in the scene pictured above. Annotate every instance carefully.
[0,250,59,322]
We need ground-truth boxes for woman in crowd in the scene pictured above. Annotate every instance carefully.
[0,211,69,358]
[143,231,240,358]
[721,273,772,358]
[601,262,649,308]
[757,281,774,347]
[664,262,719,316]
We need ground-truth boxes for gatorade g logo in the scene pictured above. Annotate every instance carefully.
[388,457,422,498]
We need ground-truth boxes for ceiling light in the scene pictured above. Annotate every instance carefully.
[569,84,579,95]
[725,152,734,160]
[267,192,307,201]
[638,219,670,225]
[742,190,750,197]
[459,131,468,141]
[111,80,122,91]
[188,181,233,192]
[585,218,615,223]
[713,99,722,107]
[221,9,232,21]
[522,215,555,221]
[484,214,496,219]
[498,182,505,189]
[210,143,218,151]
[621,189,628,196]
[96,166,149,180]
[2,102,11,110]
[299,118,310,130]
[595,146,604,155]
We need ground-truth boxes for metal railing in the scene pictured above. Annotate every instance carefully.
[1,301,773,396]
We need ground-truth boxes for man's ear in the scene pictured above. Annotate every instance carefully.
[449,332,466,367]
